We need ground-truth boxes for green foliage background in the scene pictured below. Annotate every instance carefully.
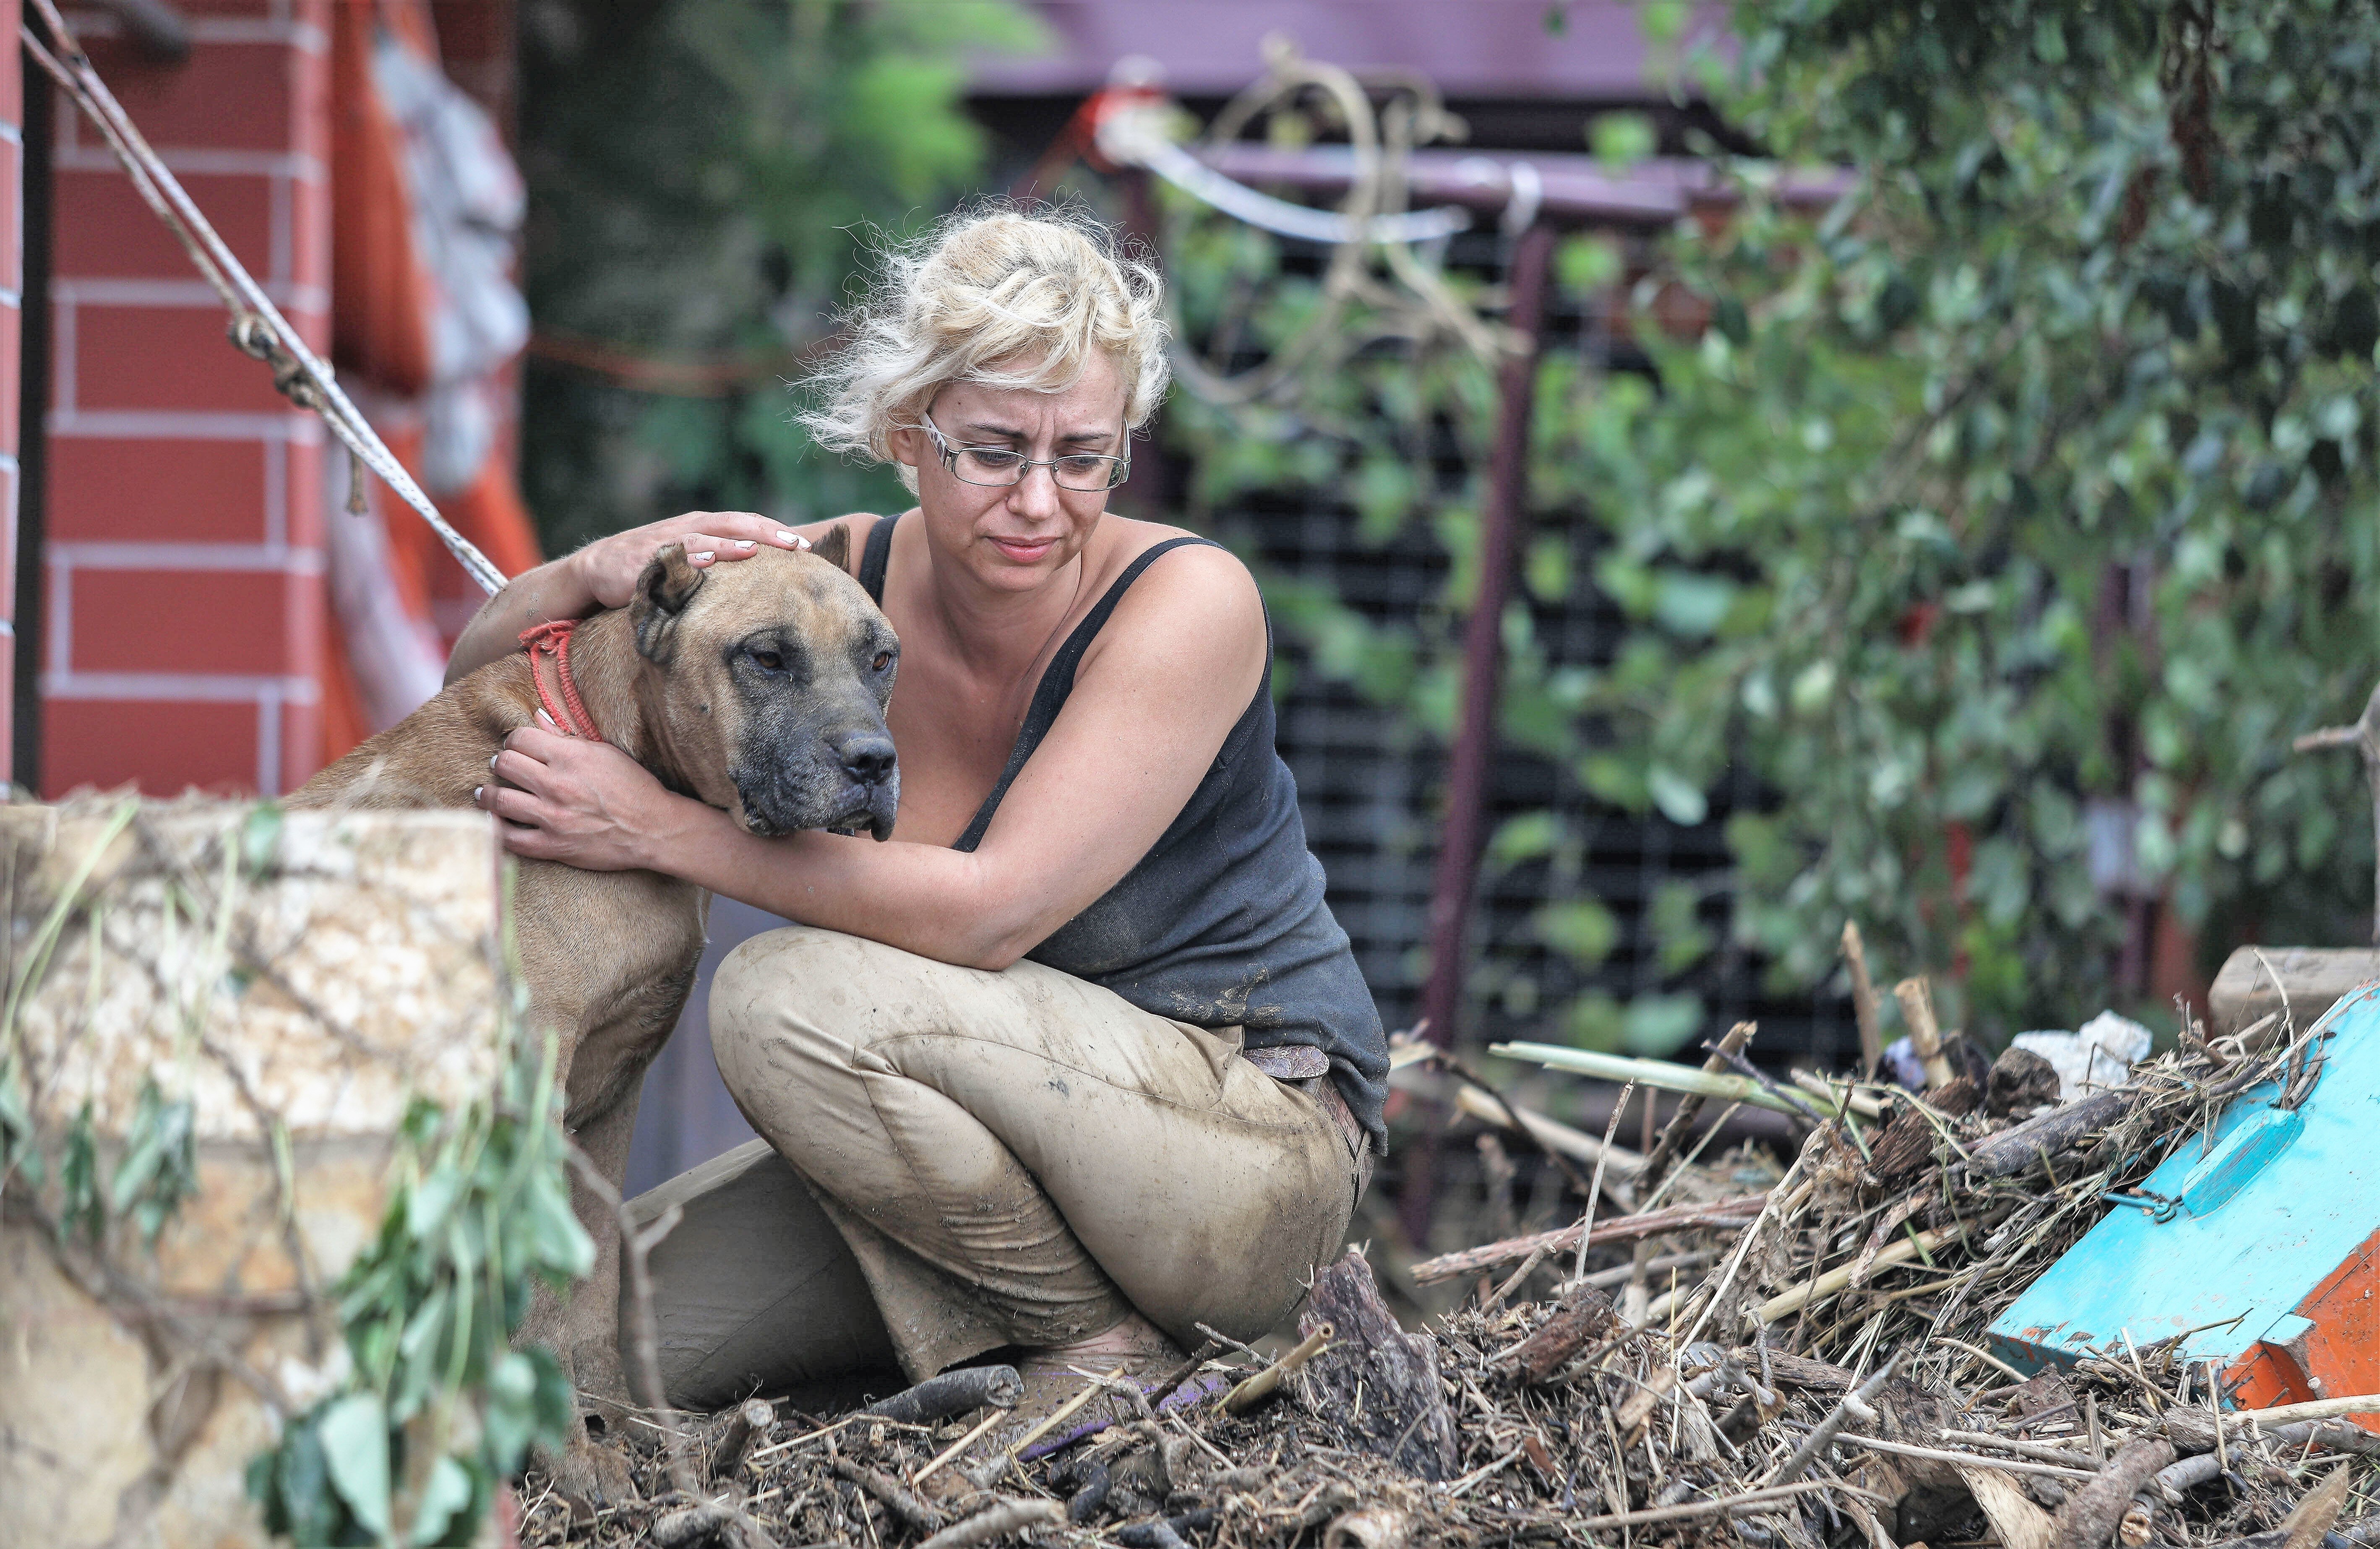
[517,0,1042,554]
[1581,0,2380,1035]
[1160,0,2380,1052]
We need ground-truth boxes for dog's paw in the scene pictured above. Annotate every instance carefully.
[544,1432,642,1513]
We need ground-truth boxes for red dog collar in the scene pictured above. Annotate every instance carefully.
[518,619,602,740]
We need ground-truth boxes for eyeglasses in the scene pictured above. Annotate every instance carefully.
[917,409,1131,492]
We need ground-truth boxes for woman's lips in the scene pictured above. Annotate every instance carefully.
[987,535,1058,562]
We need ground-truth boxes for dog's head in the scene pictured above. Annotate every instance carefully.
[627,526,901,840]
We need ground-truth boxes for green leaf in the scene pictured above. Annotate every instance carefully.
[1537,899,1619,965]
[1555,236,1624,296]
[1488,811,1563,867]
[1647,766,1709,827]
[408,1456,476,1547]
[1588,112,1657,172]
[318,1392,392,1541]
[1621,995,1705,1058]
[239,801,285,876]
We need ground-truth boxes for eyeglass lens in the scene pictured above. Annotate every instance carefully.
[950,446,1125,490]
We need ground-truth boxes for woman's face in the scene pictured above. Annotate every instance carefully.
[890,351,1129,595]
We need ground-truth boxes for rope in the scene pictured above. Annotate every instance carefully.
[517,620,599,740]
[1096,111,1473,247]
[1092,39,1518,407]
[21,0,511,596]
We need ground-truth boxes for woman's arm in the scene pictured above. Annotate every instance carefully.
[443,511,832,685]
[476,544,1270,969]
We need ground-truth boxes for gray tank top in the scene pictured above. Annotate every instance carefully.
[862,515,1388,1142]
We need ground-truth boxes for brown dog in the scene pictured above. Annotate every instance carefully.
[290,528,897,1496]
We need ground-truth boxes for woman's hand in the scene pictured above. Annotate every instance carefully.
[446,512,812,685]
[472,715,708,870]
[567,510,811,609]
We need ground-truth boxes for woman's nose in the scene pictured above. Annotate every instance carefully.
[1007,462,1063,517]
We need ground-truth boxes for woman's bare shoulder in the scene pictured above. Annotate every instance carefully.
[1087,519,1266,667]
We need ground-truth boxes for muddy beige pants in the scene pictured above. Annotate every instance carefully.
[628,925,1363,1408]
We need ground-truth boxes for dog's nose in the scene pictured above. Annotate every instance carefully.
[832,731,896,786]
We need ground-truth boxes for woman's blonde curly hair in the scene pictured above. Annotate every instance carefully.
[799,204,1172,493]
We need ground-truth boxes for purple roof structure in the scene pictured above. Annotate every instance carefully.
[970,0,1726,101]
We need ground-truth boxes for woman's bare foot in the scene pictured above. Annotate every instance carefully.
[1033,1309,1178,1367]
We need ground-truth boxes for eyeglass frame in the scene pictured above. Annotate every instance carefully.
[913,408,1132,492]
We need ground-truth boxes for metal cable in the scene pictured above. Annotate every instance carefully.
[23,0,511,596]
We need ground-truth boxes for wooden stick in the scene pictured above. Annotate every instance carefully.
[832,1457,945,1534]
[1637,1021,1757,1195]
[864,1365,1023,1424]
[915,1499,1064,1549]
[1568,1478,1890,1530]
[1450,1083,1644,1180]
[2294,677,2380,945]
[705,1398,775,1483]
[1843,923,1885,1080]
[1891,977,1956,1088]
[1960,1089,2140,1179]
[1835,1434,2097,1480]
[1571,1080,1636,1280]
[1411,1192,1767,1284]
[2229,1394,2380,1426]
[1489,1041,1822,1116]
[1939,1429,2103,1468]
[2050,1437,2173,1549]
[1000,1370,1117,1458]
[1221,1324,1333,1416]
[914,1406,1009,1486]
[1768,1354,1900,1486]
[1755,1224,1964,1323]
[563,1143,698,1497]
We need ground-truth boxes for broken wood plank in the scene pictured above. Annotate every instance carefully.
[2209,947,2380,1038]
[1296,1248,1457,1481]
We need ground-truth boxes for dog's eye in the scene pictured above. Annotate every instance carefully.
[750,649,783,672]
[872,651,893,672]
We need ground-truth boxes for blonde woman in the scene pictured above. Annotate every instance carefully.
[448,207,1386,1421]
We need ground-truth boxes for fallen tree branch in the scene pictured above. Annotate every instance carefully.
[2051,1436,2174,1549]
[915,1498,1064,1549]
[864,1366,1023,1425]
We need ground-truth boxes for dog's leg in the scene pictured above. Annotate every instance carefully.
[529,948,699,1507]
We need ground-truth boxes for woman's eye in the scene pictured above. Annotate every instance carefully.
[964,448,1023,469]
[751,650,783,672]
[872,651,894,672]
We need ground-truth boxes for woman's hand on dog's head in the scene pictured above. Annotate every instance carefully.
[571,512,812,610]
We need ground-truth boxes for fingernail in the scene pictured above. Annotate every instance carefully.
[693,550,715,562]
[733,539,756,549]
[537,709,558,729]
[489,753,499,771]
[777,530,803,546]
[472,786,483,802]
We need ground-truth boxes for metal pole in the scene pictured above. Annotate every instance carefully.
[1400,221,1555,1248]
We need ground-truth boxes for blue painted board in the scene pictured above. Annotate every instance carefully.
[1986,986,2380,1379]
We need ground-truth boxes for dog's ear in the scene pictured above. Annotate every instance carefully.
[810,521,852,574]
[631,544,706,663]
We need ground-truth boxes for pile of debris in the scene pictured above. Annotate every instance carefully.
[526,993,2380,1549]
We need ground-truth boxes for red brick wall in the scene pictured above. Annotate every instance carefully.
[40,0,331,797]
[0,0,21,779]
